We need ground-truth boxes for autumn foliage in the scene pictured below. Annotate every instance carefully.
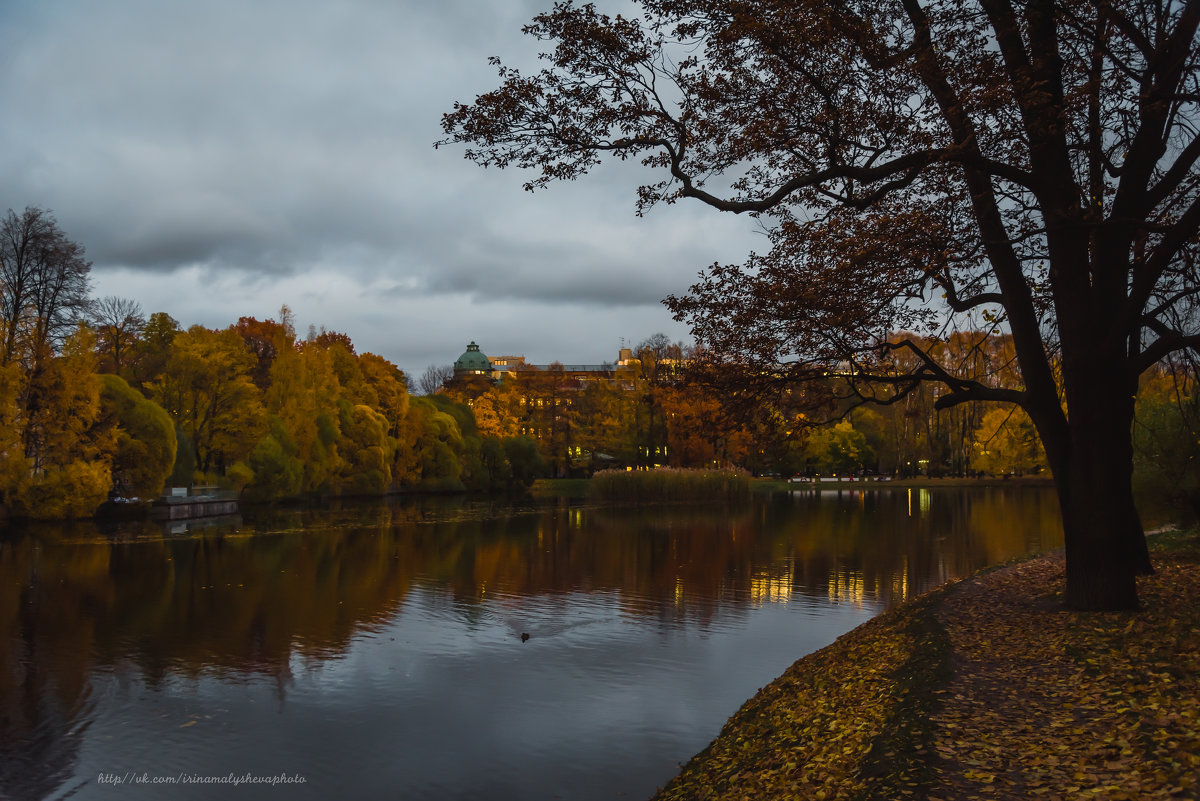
[653,530,1200,801]
[588,467,752,504]
[0,208,1195,522]
[440,0,1200,611]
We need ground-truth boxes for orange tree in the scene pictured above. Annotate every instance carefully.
[441,1,1200,610]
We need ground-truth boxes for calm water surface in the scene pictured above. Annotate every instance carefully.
[1,487,1063,800]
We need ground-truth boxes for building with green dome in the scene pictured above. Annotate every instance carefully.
[453,341,493,378]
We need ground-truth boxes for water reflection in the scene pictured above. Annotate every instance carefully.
[0,488,1062,800]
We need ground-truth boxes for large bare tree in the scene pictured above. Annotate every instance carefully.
[441,0,1200,609]
[0,207,92,369]
[91,295,146,376]
[418,363,455,396]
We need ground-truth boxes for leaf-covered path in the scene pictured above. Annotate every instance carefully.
[651,531,1200,801]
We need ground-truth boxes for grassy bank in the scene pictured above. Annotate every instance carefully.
[588,468,752,504]
[530,475,1055,498]
[652,530,1200,801]
[529,478,592,499]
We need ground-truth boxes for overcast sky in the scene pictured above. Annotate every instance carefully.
[0,0,761,378]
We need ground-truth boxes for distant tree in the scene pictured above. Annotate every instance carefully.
[971,405,1046,477]
[98,373,176,498]
[358,352,411,437]
[92,295,145,376]
[0,206,91,369]
[441,1,1200,610]
[417,363,454,395]
[244,417,303,500]
[310,327,356,354]
[150,326,265,477]
[574,377,635,468]
[233,315,291,391]
[1133,358,1200,518]
[503,435,545,487]
[804,420,874,475]
[263,339,344,493]
[338,402,394,494]
[629,334,683,468]
[515,363,578,476]
[0,361,25,501]
[131,311,181,390]
[6,327,114,518]
[469,380,521,439]
[402,396,467,489]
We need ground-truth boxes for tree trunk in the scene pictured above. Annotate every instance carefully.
[1054,385,1147,611]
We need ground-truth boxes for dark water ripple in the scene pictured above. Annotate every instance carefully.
[0,488,1064,800]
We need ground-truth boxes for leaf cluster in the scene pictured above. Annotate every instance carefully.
[652,531,1200,800]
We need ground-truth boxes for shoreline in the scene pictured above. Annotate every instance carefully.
[755,475,1056,492]
[650,529,1200,800]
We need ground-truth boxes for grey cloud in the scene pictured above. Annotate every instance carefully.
[0,0,757,373]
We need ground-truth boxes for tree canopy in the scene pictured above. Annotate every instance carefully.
[441,0,1200,609]
[0,207,91,369]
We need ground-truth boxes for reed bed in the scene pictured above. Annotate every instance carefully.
[587,467,752,504]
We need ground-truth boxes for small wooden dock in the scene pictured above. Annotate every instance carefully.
[150,486,239,521]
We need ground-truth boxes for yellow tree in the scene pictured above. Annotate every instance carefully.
[573,378,635,468]
[264,339,343,493]
[513,364,579,476]
[1132,361,1200,515]
[97,373,177,499]
[442,0,1200,609]
[399,397,466,489]
[662,384,724,468]
[129,311,180,391]
[804,420,873,475]
[469,380,521,440]
[0,362,24,503]
[358,352,410,438]
[8,327,113,518]
[338,403,394,494]
[150,326,264,479]
[971,405,1047,476]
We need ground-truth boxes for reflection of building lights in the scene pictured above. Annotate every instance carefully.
[674,577,685,608]
[827,569,867,607]
[892,555,909,600]
[919,488,931,515]
[749,564,794,605]
[570,509,582,529]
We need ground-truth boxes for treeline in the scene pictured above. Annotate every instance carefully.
[0,207,543,519]
[2,307,547,519]
[2,207,1195,519]
[449,329,1197,509]
[444,331,1049,479]
[1132,359,1200,519]
[3,304,546,519]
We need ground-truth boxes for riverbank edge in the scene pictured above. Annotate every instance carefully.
[0,475,1054,525]
[650,528,1200,801]
[753,475,1055,492]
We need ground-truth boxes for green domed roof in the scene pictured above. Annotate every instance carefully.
[454,341,492,375]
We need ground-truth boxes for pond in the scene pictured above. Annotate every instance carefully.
[0,486,1064,800]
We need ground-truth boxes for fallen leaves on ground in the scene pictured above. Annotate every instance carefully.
[651,531,1200,801]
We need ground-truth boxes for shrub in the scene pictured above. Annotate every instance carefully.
[587,467,751,504]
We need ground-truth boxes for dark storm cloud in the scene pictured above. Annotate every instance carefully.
[0,0,758,369]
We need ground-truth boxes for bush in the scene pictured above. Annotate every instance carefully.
[587,467,751,504]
